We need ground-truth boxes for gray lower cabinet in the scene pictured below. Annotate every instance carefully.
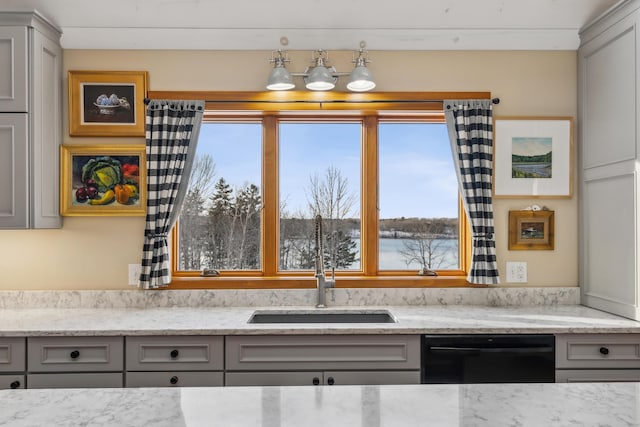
[555,334,640,382]
[27,336,124,388]
[225,335,421,386]
[125,336,224,388]
[0,337,26,390]
[0,375,25,389]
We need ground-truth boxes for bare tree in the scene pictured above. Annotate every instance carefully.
[179,154,216,270]
[399,220,458,271]
[305,166,359,270]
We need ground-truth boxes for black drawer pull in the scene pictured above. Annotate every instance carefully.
[327,377,335,385]
[312,377,320,385]
[9,380,20,389]
[600,347,610,355]
[170,349,179,359]
[70,350,80,359]
[170,376,179,385]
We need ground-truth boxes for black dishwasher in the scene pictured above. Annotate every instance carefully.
[421,334,555,384]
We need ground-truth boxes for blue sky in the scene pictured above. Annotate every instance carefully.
[196,122,458,219]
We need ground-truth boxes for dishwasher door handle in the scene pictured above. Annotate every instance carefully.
[427,346,554,354]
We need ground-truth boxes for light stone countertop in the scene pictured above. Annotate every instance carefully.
[2,382,639,426]
[1,304,639,336]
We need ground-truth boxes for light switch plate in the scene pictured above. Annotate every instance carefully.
[506,262,527,283]
[128,263,142,286]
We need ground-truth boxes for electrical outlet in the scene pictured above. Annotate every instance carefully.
[506,262,527,283]
[128,263,142,286]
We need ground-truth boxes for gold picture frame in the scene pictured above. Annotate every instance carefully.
[68,70,148,137]
[60,144,146,216]
[493,117,573,198]
[508,210,555,250]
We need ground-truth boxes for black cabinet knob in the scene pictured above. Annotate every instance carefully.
[327,377,335,385]
[170,349,179,359]
[70,350,80,359]
[9,381,20,389]
[312,377,320,385]
[600,347,610,355]
[170,376,179,385]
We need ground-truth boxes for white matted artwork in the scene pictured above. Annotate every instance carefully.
[493,117,573,198]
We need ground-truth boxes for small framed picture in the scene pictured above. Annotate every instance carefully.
[508,210,554,250]
[60,144,146,216]
[68,70,148,136]
[494,117,573,198]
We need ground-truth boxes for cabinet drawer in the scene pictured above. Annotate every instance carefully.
[0,374,25,389]
[0,337,25,372]
[323,370,420,385]
[28,373,123,388]
[556,334,640,369]
[225,335,420,371]
[225,371,324,386]
[27,337,123,372]
[556,369,640,383]
[126,371,223,388]
[126,336,223,371]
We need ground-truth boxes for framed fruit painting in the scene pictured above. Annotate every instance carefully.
[60,144,146,216]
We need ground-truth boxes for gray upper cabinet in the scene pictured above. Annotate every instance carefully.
[0,12,61,229]
[579,0,640,320]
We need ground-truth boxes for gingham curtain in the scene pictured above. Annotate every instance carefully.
[444,99,500,285]
[138,100,204,289]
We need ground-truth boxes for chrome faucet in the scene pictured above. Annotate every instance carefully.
[314,215,335,308]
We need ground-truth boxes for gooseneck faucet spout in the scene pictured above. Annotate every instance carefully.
[314,214,335,308]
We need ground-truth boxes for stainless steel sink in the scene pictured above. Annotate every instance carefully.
[247,310,397,324]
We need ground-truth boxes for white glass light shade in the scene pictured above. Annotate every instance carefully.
[347,65,376,92]
[267,66,295,91]
[305,66,336,91]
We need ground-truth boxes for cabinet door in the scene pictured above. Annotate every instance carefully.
[579,2,640,320]
[29,28,61,228]
[0,114,28,228]
[323,370,420,385]
[556,369,640,383]
[28,373,123,389]
[0,374,25,389]
[0,27,27,112]
[225,371,324,386]
[126,371,223,388]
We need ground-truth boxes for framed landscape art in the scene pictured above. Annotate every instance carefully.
[508,210,555,250]
[493,117,573,198]
[68,70,148,137]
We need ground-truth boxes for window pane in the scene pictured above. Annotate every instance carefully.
[379,123,459,271]
[178,122,262,271]
[279,122,361,271]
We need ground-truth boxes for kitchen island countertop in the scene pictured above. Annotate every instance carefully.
[1,382,638,426]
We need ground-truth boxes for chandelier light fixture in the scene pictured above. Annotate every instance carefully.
[266,40,376,92]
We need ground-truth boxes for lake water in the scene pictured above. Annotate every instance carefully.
[512,163,551,178]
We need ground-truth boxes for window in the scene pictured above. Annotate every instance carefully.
[169,92,477,288]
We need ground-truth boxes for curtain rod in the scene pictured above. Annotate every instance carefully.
[145,97,500,105]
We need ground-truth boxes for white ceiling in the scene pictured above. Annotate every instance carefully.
[1,0,621,50]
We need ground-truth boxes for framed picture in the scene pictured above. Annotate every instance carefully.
[493,117,573,198]
[60,144,146,216]
[508,210,554,250]
[68,70,149,137]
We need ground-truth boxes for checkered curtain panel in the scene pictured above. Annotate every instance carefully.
[444,99,500,285]
[139,100,205,289]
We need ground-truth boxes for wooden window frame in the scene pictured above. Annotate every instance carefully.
[150,91,490,289]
